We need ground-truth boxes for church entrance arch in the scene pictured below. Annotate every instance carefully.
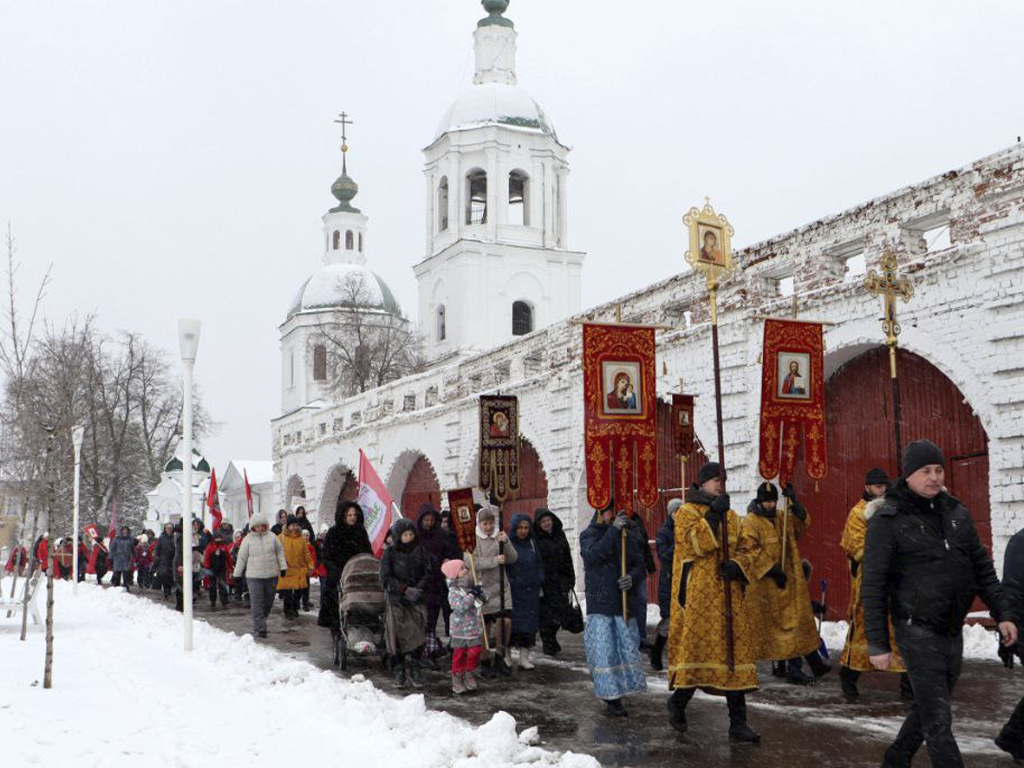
[317,464,358,531]
[285,475,307,512]
[399,455,441,518]
[791,346,991,614]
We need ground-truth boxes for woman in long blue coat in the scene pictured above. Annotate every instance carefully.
[580,505,648,716]
[506,512,544,671]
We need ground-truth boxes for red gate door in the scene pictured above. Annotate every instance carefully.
[502,439,549,522]
[401,455,441,518]
[791,347,990,617]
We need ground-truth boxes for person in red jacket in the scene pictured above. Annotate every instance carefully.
[202,527,234,609]
[77,540,89,582]
[34,534,50,574]
[5,545,28,576]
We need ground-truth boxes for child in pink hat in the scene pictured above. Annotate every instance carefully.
[443,558,487,694]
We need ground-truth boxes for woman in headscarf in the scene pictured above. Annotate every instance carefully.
[416,504,462,664]
[533,509,575,657]
[318,500,373,637]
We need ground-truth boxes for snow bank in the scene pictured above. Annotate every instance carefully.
[1,582,598,768]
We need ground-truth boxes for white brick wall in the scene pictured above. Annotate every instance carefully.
[274,144,1024,575]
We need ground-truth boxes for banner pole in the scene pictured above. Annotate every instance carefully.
[709,285,735,673]
[467,553,490,653]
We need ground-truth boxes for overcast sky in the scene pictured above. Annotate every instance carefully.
[1,0,1022,472]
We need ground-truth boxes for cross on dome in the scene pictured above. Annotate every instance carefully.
[330,109,360,213]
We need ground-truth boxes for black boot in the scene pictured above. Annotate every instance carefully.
[408,656,425,687]
[880,744,913,768]
[604,698,628,717]
[479,657,498,679]
[667,689,693,734]
[804,651,832,678]
[840,666,860,696]
[649,634,666,672]
[494,653,512,677]
[771,660,787,678]
[786,657,815,686]
[726,693,760,743]
[899,672,914,701]
[995,696,1024,761]
[394,659,408,689]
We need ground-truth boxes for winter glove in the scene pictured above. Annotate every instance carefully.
[782,483,798,502]
[718,560,745,582]
[999,640,1016,670]
[612,513,629,531]
[766,564,788,590]
[849,558,860,578]
[710,494,731,515]
[810,600,826,617]
[617,574,633,591]
[468,585,485,600]
[280,570,287,578]
[802,559,813,580]
[405,587,423,603]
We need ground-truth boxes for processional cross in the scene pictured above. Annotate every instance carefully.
[864,250,914,471]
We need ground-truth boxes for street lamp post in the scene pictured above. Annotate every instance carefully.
[178,319,201,652]
[71,426,84,595]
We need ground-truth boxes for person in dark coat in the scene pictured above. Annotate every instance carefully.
[109,526,134,590]
[153,523,176,598]
[379,518,429,688]
[416,504,462,662]
[293,506,316,541]
[317,500,373,634]
[202,527,234,609]
[534,508,575,657]
[862,439,1018,768]
[996,524,1024,760]
[173,521,186,612]
[268,509,285,536]
[631,510,657,646]
[651,498,683,670]
[507,512,544,670]
[580,504,648,716]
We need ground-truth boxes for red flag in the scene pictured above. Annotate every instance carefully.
[358,450,393,558]
[108,500,119,540]
[243,469,254,519]
[207,468,223,531]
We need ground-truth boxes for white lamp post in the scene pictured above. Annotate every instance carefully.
[71,425,84,595]
[178,319,201,652]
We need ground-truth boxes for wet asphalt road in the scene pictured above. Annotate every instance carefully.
[140,586,1018,768]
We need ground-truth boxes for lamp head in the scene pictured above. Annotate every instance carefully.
[178,319,201,361]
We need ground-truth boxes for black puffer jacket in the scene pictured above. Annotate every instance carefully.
[154,528,176,577]
[862,480,1010,653]
[534,509,575,596]
[318,503,374,629]
[379,519,428,607]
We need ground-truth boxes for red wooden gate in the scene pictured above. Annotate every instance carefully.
[401,455,441,517]
[638,399,708,605]
[503,439,549,521]
[791,347,990,617]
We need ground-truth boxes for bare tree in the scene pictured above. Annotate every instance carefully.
[310,272,423,398]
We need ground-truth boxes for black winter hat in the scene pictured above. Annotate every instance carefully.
[756,482,778,503]
[698,462,723,486]
[902,439,945,479]
[864,467,890,486]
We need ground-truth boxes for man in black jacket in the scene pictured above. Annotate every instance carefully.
[996,525,1024,760]
[862,439,1018,768]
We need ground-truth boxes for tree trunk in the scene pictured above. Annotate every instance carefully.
[43,561,54,688]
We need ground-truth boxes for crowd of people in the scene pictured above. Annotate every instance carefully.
[7,438,1023,766]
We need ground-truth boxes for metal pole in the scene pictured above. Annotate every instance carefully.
[71,426,84,595]
[182,357,194,652]
[709,287,735,672]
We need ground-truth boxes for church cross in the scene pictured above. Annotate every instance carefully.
[864,250,914,349]
[334,111,354,172]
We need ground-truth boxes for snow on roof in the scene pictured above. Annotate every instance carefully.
[227,460,275,486]
[435,82,556,140]
[287,263,401,319]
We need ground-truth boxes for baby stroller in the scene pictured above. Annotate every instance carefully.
[334,553,388,671]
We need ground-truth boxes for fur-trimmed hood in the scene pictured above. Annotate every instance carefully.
[863,496,887,521]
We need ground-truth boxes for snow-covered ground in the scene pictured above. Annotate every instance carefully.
[2,581,598,768]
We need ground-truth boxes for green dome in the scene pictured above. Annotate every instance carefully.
[330,172,360,213]
[479,0,513,27]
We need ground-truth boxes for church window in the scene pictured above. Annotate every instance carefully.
[466,169,487,225]
[509,170,529,226]
[437,304,447,341]
[345,230,354,250]
[358,233,364,252]
[512,300,533,336]
[312,345,327,381]
[438,176,449,232]
[332,230,340,250]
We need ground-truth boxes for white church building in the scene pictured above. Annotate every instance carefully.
[271,1,1024,606]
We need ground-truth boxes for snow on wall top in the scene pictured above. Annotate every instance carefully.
[435,82,556,140]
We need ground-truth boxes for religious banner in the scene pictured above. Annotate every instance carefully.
[758,319,827,485]
[583,323,658,514]
[446,487,477,553]
[479,395,520,502]
[671,394,695,456]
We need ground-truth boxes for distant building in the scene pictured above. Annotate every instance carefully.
[219,460,275,531]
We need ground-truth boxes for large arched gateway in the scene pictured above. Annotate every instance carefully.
[792,346,991,612]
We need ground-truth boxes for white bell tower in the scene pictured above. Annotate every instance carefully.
[415,0,585,362]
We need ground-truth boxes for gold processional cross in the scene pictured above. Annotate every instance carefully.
[864,251,914,377]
